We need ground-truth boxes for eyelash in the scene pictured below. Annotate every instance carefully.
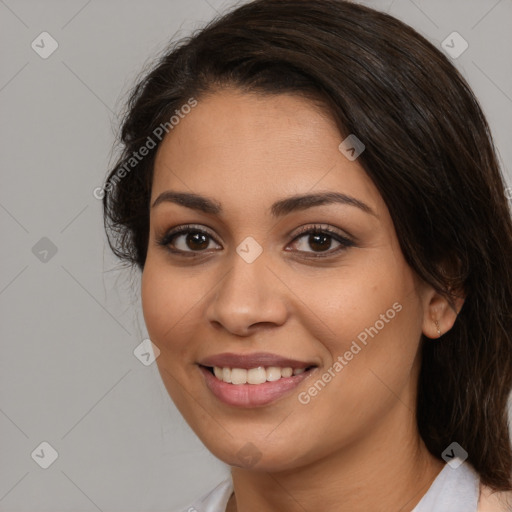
[156,223,355,259]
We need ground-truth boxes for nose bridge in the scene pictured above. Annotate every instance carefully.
[206,244,288,334]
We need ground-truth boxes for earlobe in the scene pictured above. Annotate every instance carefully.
[433,318,441,338]
[422,289,465,340]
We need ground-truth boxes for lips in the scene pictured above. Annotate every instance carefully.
[198,352,316,369]
[199,365,316,407]
[197,352,318,407]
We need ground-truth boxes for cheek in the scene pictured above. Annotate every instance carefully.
[141,259,200,357]
[300,258,417,352]
[296,253,423,411]
[291,273,422,450]
[140,260,204,411]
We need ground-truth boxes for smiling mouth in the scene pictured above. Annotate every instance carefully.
[200,364,317,385]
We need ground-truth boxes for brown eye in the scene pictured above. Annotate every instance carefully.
[157,226,221,254]
[184,232,210,251]
[307,232,333,252]
[288,225,354,257]
[292,232,340,253]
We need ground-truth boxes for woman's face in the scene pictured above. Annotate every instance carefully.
[141,89,434,471]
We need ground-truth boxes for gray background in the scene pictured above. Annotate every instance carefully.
[1,0,511,510]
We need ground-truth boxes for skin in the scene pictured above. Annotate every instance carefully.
[141,88,464,512]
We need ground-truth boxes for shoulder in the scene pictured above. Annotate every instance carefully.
[478,483,512,512]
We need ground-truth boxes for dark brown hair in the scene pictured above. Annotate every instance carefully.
[103,0,512,492]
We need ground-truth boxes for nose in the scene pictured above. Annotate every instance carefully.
[205,251,289,337]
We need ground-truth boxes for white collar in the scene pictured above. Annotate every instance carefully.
[184,462,480,512]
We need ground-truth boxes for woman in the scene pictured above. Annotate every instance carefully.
[102,0,512,510]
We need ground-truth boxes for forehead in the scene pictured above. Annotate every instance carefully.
[151,89,384,217]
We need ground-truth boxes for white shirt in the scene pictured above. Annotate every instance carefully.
[177,462,480,512]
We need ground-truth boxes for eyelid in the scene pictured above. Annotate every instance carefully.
[289,223,354,242]
[156,222,355,256]
[285,223,355,256]
[156,223,221,247]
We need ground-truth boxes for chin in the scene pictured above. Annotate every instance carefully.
[204,437,311,473]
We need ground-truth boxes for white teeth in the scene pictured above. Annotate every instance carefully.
[222,367,232,383]
[266,366,282,382]
[281,367,293,378]
[230,368,247,385]
[211,365,309,384]
[247,367,267,384]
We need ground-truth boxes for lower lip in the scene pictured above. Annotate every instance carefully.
[199,365,315,407]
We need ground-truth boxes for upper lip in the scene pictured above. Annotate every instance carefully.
[198,352,317,370]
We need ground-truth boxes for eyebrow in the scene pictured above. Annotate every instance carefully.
[151,190,377,217]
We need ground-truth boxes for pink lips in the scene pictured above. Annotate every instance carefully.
[198,352,315,370]
[198,352,317,408]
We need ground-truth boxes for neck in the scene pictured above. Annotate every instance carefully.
[227,403,444,512]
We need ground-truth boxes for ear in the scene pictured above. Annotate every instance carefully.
[421,287,465,340]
